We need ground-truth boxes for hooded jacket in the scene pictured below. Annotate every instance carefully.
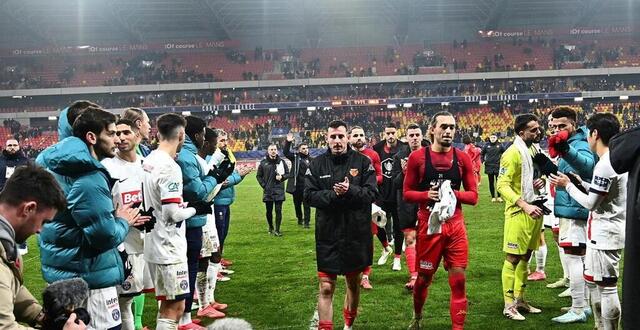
[36,137,129,289]
[609,126,640,329]
[57,107,72,141]
[0,150,29,190]
[176,136,218,228]
[554,126,596,220]
[0,215,42,329]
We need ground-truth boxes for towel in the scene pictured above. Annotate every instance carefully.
[514,136,536,203]
[371,203,387,228]
[427,180,457,235]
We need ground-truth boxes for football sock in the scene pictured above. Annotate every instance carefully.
[156,318,178,330]
[133,294,145,330]
[586,280,602,329]
[118,296,134,330]
[536,244,547,272]
[196,271,209,308]
[513,259,528,300]
[567,254,586,312]
[318,320,333,330]
[413,274,432,317]
[600,286,620,330]
[207,262,220,303]
[501,260,516,305]
[449,272,467,329]
[558,243,569,279]
[342,307,357,327]
[405,245,417,276]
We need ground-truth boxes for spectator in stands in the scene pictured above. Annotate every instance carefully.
[283,132,312,228]
[0,165,79,329]
[0,139,31,255]
[482,135,504,202]
[256,144,289,236]
[37,107,148,330]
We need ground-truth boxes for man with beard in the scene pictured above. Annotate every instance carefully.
[257,144,289,236]
[0,139,31,255]
[176,116,231,329]
[121,107,152,157]
[305,120,379,330]
[498,114,546,321]
[482,135,504,202]
[391,123,423,290]
[348,126,387,290]
[37,107,148,330]
[142,114,215,330]
[404,112,478,330]
[101,119,150,330]
[284,132,312,228]
[373,123,408,271]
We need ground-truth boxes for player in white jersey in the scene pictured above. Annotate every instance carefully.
[141,114,215,330]
[550,113,626,329]
[102,119,150,330]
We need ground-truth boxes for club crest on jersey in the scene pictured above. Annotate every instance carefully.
[349,168,359,177]
[499,167,507,176]
[121,190,142,204]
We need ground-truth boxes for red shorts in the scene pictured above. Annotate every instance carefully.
[371,222,378,235]
[318,269,364,280]
[415,219,468,275]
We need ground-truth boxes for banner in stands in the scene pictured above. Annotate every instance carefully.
[142,92,581,114]
[478,26,633,38]
[3,40,241,57]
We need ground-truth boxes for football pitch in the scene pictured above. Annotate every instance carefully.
[24,171,600,329]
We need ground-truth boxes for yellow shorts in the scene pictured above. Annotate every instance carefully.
[503,211,543,255]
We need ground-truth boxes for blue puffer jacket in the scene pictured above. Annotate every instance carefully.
[57,107,72,141]
[554,126,597,220]
[36,137,129,289]
[176,136,218,228]
[214,170,243,206]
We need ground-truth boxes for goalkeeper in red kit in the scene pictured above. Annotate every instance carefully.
[403,111,478,330]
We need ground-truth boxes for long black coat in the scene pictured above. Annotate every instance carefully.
[256,156,289,202]
[0,150,29,190]
[481,142,504,175]
[283,139,311,194]
[304,148,379,274]
[609,126,640,329]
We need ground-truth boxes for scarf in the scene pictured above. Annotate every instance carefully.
[514,136,536,203]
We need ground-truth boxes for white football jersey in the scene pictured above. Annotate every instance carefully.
[101,155,145,254]
[586,152,627,250]
[142,150,187,264]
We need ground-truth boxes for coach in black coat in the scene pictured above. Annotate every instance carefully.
[0,139,29,190]
[609,126,640,329]
[257,145,289,235]
[283,134,312,227]
[305,146,379,274]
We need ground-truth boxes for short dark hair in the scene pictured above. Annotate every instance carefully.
[67,100,99,126]
[156,113,186,140]
[185,116,207,142]
[116,118,136,129]
[328,120,348,131]
[385,123,397,129]
[0,165,66,212]
[72,107,117,142]
[429,111,454,128]
[514,114,539,134]
[406,123,421,131]
[121,107,146,125]
[204,127,218,143]
[349,126,364,134]
[586,113,620,145]
[551,106,577,122]
[297,142,308,149]
[462,135,472,144]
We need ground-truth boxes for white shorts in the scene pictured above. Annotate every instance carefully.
[558,217,587,248]
[200,215,220,258]
[543,213,559,230]
[147,261,190,301]
[87,286,121,330]
[584,247,621,283]
[118,253,145,296]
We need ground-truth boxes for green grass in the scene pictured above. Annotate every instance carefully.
[23,171,599,329]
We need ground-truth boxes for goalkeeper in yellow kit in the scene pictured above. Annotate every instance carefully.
[498,114,547,321]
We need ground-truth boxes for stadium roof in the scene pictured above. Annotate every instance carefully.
[0,0,637,48]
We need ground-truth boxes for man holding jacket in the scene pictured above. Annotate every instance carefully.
[283,132,312,228]
[305,120,379,330]
[257,144,289,236]
[37,107,147,330]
